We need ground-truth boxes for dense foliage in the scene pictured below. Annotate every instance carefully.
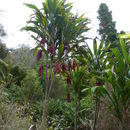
[97,3,118,48]
[0,20,8,59]
[0,1,130,130]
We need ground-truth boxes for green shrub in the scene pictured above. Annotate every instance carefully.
[21,69,44,103]
[7,84,23,102]
[0,85,30,130]
[48,97,93,130]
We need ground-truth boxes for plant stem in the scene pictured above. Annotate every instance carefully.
[41,96,49,130]
[93,97,100,130]
[41,56,49,130]
[74,94,79,130]
[41,58,55,130]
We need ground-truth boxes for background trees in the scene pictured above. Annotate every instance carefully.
[0,18,8,59]
[97,3,118,48]
[0,43,8,59]
[10,44,36,69]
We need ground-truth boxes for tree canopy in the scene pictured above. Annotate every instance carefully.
[0,16,8,59]
[97,3,118,48]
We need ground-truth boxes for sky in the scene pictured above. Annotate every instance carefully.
[0,0,130,48]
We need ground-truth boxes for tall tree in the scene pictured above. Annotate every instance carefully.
[0,13,8,59]
[0,42,8,59]
[97,3,118,48]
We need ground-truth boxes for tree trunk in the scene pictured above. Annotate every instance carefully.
[74,94,79,130]
[40,59,55,130]
[40,57,49,130]
[41,95,49,130]
[93,98,100,130]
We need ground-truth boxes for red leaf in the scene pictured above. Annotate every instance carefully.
[96,81,102,86]
[40,37,46,46]
[67,75,71,85]
[68,60,72,71]
[72,59,77,70]
[37,49,42,61]
[67,92,71,102]
[65,43,70,53]
[38,65,44,76]
[55,61,61,74]
[62,64,66,74]
[48,44,55,55]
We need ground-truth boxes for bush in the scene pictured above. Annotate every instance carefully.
[7,69,44,103]
[7,84,23,102]
[0,85,30,130]
[50,76,66,99]
[48,97,93,130]
[20,69,44,103]
[5,70,44,122]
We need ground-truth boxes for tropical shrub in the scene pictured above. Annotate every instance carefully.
[22,0,89,129]
[0,59,26,87]
[78,38,110,130]
[105,38,130,130]
[0,85,30,130]
[21,70,43,104]
[48,97,93,130]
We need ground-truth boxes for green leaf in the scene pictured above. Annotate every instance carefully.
[81,88,90,93]
[58,42,64,59]
[0,59,8,72]
[126,80,130,88]
[87,45,93,58]
[128,55,130,64]
[33,45,40,56]
[120,39,129,64]
[111,48,125,72]
[42,1,48,16]
[119,33,130,39]
[42,47,48,56]
[126,39,130,43]
[33,43,47,56]
[42,16,47,27]
[99,37,104,50]
[96,85,107,94]
[93,38,97,56]
[0,70,5,80]
[91,86,97,94]
[21,26,43,38]
[24,3,40,12]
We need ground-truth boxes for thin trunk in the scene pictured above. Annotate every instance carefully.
[74,94,79,130]
[47,61,55,99]
[93,98,100,130]
[93,101,97,130]
[40,59,55,130]
[40,57,49,130]
[41,95,49,130]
